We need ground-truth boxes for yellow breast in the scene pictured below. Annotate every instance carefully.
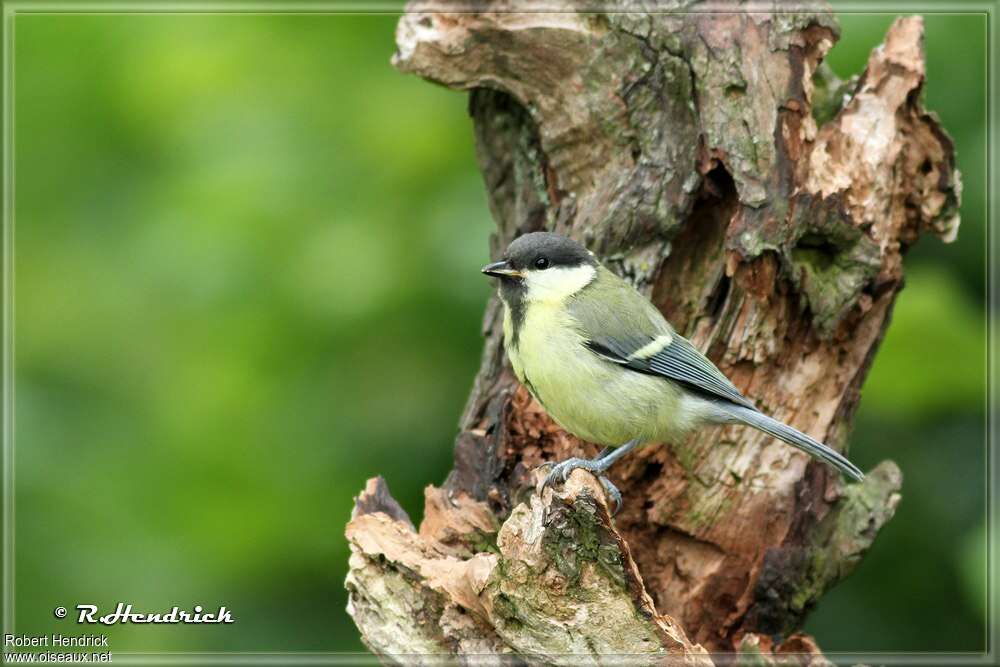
[501,300,691,446]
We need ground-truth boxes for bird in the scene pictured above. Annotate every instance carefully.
[481,231,864,512]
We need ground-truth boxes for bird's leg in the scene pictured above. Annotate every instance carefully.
[595,446,615,459]
[539,439,640,514]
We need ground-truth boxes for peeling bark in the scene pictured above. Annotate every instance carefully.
[347,2,958,663]
[347,475,712,665]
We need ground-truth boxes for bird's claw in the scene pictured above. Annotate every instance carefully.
[534,460,556,472]
[540,457,601,489]
[598,476,623,515]
[538,457,623,515]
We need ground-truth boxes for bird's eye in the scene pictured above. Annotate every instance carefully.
[534,257,550,270]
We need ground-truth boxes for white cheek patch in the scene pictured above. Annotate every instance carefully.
[525,265,596,302]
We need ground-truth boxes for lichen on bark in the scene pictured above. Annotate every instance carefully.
[347,2,960,662]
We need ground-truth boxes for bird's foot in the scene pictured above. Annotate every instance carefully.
[538,457,622,515]
[539,456,606,485]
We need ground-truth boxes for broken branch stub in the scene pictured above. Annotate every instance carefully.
[346,474,713,665]
[347,1,959,661]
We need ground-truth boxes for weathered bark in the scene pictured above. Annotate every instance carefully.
[346,2,960,663]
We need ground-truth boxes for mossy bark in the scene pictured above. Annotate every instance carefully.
[346,2,959,663]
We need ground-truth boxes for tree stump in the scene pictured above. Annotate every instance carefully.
[345,2,960,663]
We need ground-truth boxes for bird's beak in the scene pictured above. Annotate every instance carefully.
[481,260,524,278]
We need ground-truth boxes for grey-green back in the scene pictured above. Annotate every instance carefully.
[568,267,756,410]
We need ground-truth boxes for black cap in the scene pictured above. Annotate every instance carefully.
[503,232,595,271]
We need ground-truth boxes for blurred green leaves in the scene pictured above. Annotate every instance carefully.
[862,267,985,419]
[14,14,490,652]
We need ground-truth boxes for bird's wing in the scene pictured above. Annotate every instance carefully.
[568,269,756,410]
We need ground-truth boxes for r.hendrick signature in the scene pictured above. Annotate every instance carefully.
[75,603,234,625]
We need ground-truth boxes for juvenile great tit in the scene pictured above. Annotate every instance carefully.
[482,232,864,512]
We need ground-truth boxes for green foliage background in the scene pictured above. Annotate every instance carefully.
[11,11,986,655]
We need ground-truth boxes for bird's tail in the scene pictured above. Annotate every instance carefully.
[718,403,865,482]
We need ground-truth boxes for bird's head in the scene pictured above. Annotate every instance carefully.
[482,232,598,303]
